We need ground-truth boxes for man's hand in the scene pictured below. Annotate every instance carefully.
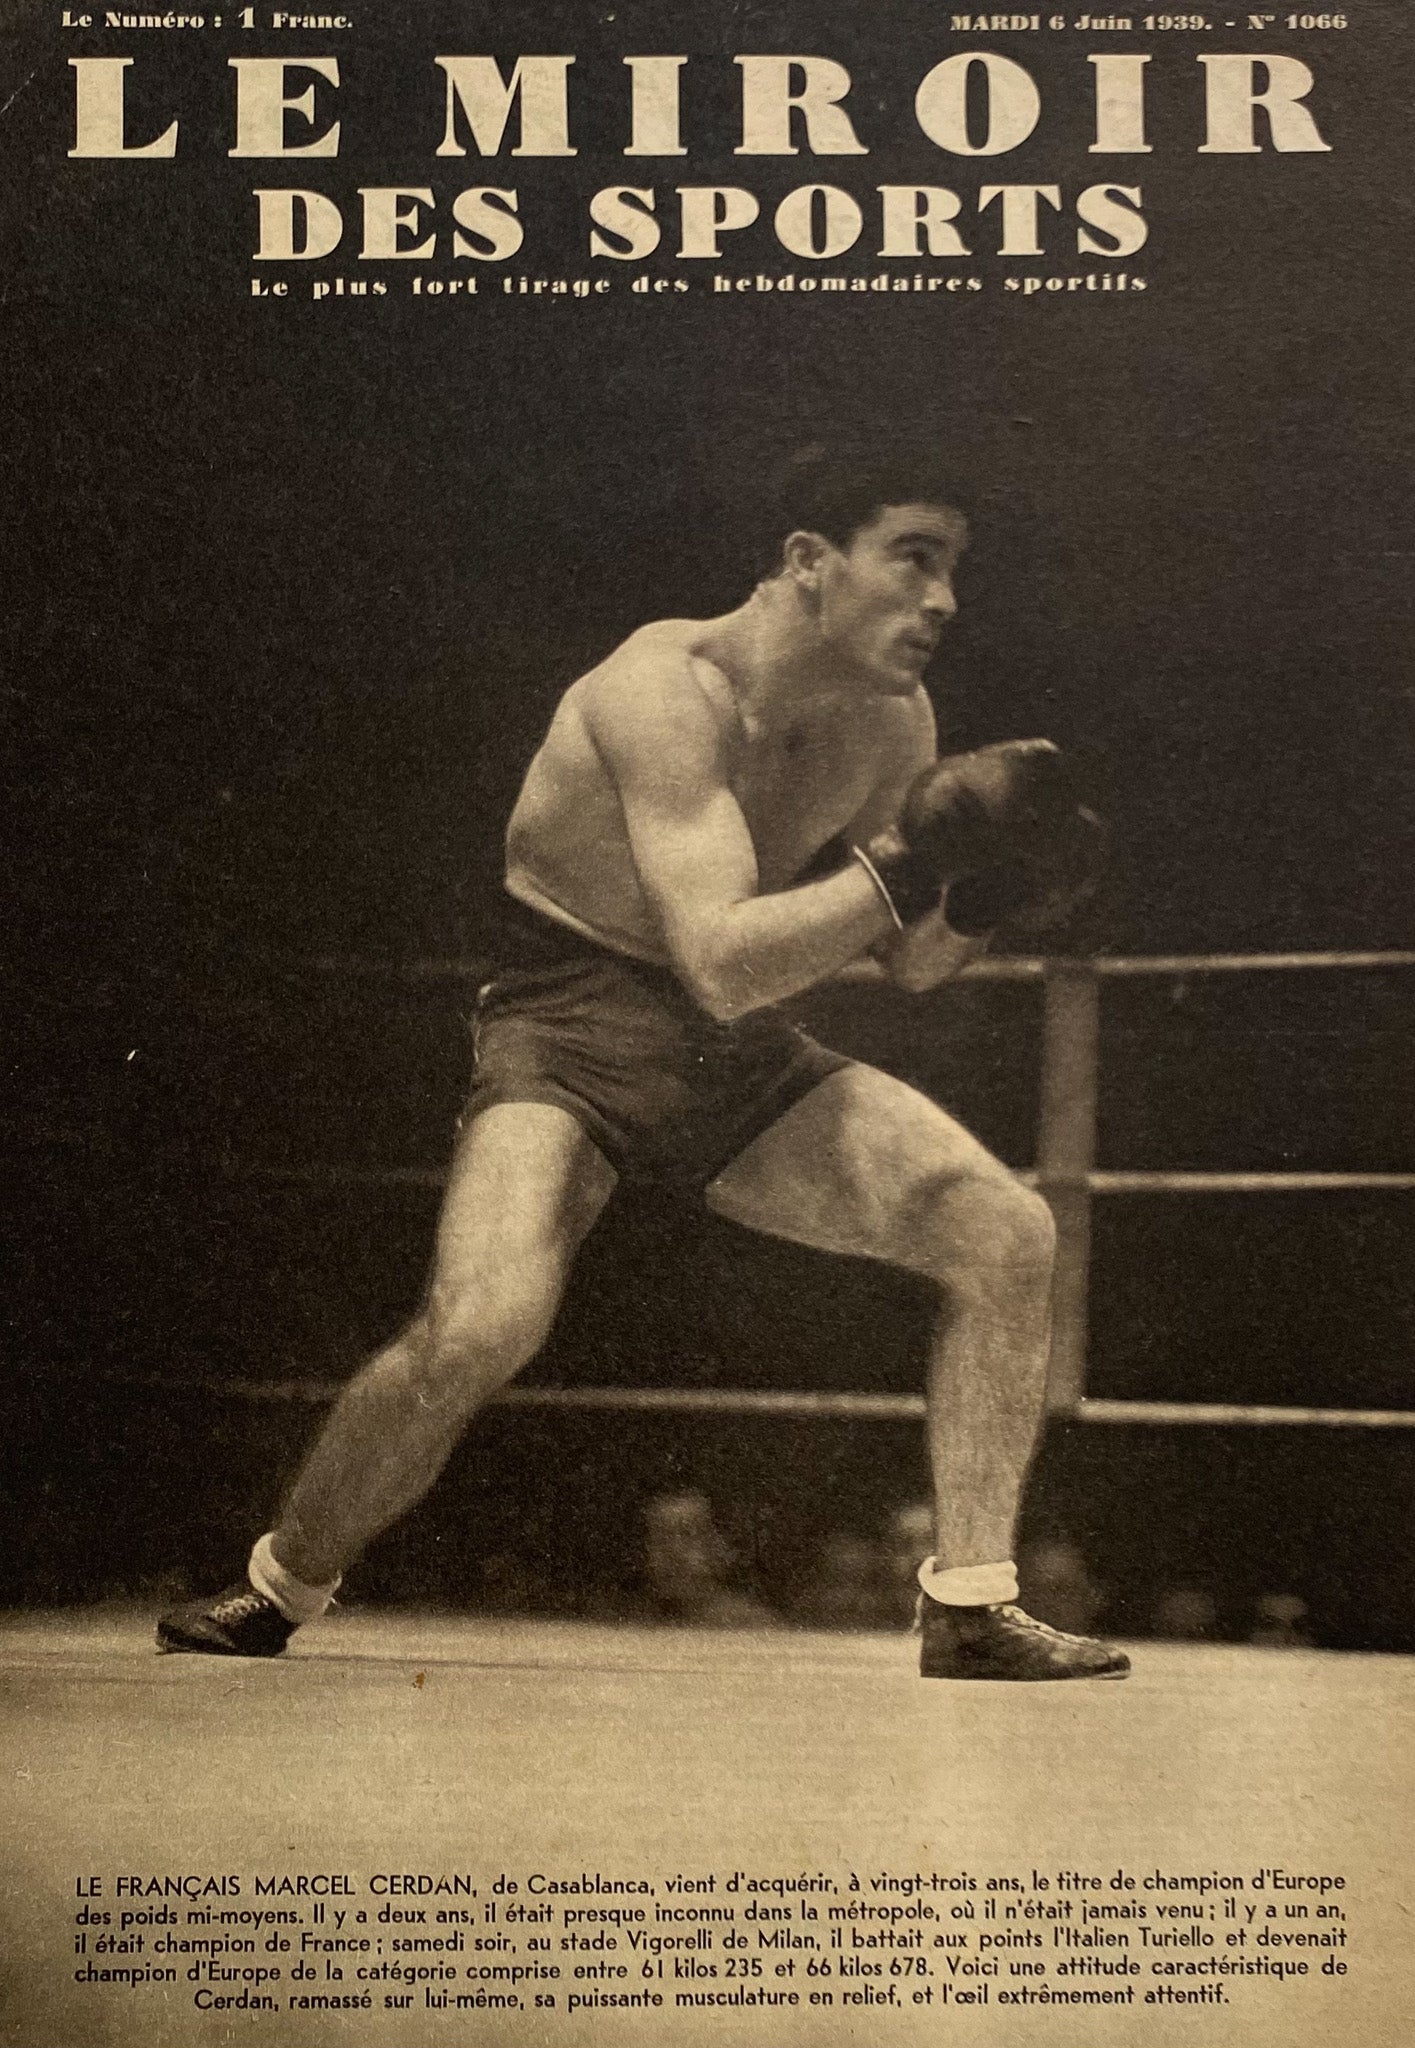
[873,904,987,992]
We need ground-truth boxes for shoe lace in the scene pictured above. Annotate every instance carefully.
[210,1590,275,1627]
[993,1604,1091,1647]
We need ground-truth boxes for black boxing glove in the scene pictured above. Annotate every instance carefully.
[944,803,1109,938]
[855,739,1081,928]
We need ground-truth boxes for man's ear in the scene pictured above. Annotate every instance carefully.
[781,528,831,592]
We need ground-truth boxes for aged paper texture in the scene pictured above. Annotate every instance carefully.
[4,3,1412,2044]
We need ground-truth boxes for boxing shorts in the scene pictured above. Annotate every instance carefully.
[465,893,849,1189]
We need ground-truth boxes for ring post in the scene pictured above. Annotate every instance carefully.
[1036,961,1101,1415]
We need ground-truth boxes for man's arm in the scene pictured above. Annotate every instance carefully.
[587,653,897,1020]
[845,694,989,994]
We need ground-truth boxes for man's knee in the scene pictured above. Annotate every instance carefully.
[922,1172,1056,1293]
[416,1272,560,1394]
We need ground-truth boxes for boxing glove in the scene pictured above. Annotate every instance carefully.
[858,739,1086,928]
[944,802,1108,938]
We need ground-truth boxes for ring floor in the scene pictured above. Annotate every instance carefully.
[4,1609,1412,2048]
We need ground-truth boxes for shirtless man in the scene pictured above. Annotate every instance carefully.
[158,448,1128,1681]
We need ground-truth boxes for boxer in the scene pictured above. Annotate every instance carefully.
[158,446,1127,1680]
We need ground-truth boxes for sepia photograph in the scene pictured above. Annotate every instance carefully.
[4,2,1412,2042]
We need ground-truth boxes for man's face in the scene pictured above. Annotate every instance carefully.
[811,501,968,696]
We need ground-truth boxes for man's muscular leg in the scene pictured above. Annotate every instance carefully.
[273,1105,616,1585]
[706,1064,1127,1678]
[158,1104,615,1651]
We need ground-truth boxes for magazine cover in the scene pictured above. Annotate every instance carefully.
[4,1,1412,2043]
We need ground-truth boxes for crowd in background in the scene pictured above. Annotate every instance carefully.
[464,1489,1319,1649]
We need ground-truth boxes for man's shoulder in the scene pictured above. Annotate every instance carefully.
[586,617,716,686]
[569,620,733,750]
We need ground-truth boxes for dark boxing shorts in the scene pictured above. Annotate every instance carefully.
[466,894,850,1189]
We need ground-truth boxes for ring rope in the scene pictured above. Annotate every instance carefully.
[297,947,1415,985]
[118,1371,1415,1430]
[214,1162,1415,1195]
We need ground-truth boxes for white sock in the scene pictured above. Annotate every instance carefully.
[917,1557,1019,1608]
[248,1533,340,1626]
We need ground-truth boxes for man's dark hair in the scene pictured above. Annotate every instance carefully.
[755,442,969,578]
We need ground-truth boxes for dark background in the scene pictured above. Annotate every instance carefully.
[3,1,1411,1640]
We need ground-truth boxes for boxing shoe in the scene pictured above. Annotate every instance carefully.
[156,1581,296,1657]
[918,1595,1130,1681]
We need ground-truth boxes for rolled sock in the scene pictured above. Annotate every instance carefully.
[248,1532,340,1626]
[917,1557,1019,1608]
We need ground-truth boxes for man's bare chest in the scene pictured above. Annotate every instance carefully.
[727,720,884,887]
